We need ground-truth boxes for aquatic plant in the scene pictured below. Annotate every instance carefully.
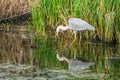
[30,0,120,43]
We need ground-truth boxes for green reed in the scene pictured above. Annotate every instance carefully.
[30,0,120,43]
[31,1,46,35]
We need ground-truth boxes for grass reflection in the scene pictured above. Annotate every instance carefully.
[0,32,120,79]
[32,38,120,79]
[32,38,68,70]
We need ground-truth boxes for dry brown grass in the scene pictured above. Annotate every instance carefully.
[0,0,30,19]
[0,30,32,64]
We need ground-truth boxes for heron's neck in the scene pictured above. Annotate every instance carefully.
[58,25,70,31]
[56,54,69,62]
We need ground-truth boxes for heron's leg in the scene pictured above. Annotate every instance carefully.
[71,31,77,45]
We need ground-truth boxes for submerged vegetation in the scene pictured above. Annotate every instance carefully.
[31,0,120,43]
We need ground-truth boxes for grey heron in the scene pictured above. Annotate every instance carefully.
[56,53,95,71]
[56,18,95,44]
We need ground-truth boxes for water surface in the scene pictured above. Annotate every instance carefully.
[0,29,120,80]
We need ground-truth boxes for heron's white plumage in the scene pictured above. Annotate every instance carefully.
[56,25,70,36]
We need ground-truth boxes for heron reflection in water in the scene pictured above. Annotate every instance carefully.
[56,54,95,71]
[56,18,95,44]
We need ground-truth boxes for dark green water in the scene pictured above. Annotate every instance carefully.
[0,31,120,80]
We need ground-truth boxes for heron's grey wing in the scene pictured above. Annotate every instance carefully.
[68,18,94,31]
